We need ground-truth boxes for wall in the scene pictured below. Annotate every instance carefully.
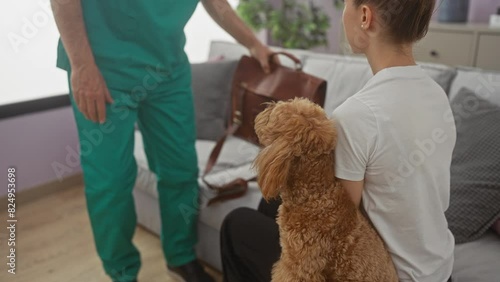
[184,0,237,62]
[312,1,500,56]
[0,107,81,198]
[467,0,500,23]
[1,0,69,106]
[433,0,500,23]
[311,1,343,55]
[1,0,237,106]
[265,0,499,55]
[0,1,237,198]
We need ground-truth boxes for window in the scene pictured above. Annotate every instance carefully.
[1,0,68,106]
[185,0,238,63]
[1,0,237,106]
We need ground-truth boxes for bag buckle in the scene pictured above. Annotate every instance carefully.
[233,110,242,125]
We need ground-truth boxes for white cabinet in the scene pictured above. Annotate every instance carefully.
[340,23,500,71]
[415,23,500,71]
[414,31,475,66]
[476,34,500,71]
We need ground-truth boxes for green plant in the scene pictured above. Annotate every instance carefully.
[333,0,344,10]
[237,0,331,50]
[236,0,273,31]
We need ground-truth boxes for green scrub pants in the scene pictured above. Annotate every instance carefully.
[68,64,199,282]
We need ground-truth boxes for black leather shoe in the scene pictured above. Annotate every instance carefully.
[167,260,215,282]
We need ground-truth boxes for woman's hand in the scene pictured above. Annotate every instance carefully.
[71,64,114,124]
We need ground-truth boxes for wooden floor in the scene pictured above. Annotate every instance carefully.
[0,184,222,282]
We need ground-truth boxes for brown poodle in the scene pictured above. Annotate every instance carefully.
[253,98,398,282]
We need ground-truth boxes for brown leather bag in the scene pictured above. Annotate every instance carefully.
[203,52,327,205]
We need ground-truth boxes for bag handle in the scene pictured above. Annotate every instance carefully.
[205,178,249,206]
[202,123,250,206]
[203,123,239,177]
[202,122,256,206]
[270,51,303,71]
[202,83,258,206]
[203,83,246,177]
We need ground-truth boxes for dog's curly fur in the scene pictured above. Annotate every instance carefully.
[253,98,398,282]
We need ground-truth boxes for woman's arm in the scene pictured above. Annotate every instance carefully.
[332,99,378,209]
[201,0,274,72]
[338,179,364,208]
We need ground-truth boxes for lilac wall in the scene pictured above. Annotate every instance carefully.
[0,106,81,197]
[265,1,499,55]
[312,1,500,55]
[309,0,343,55]
[433,0,500,23]
[468,0,500,23]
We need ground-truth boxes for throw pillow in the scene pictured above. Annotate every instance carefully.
[445,87,500,244]
[191,60,238,141]
[419,63,457,93]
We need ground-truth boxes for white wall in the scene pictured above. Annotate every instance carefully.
[0,1,238,196]
[0,0,68,106]
[185,1,238,63]
[0,0,237,106]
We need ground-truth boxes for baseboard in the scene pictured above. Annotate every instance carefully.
[0,173,83,205]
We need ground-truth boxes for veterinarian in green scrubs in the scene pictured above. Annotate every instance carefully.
[51,0,273,281]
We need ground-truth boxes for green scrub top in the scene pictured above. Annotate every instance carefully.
[57,0,199,90]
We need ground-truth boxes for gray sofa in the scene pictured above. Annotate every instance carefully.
[133,41,500,281]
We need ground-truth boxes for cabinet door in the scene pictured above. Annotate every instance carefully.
[475,34,500,71]
[414,31,474,66]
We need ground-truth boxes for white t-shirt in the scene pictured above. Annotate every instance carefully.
[332,65,456,282]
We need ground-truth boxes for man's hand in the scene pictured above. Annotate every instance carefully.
[51,0,113,123]
[71,64,114,123]
[201,0,279,73]
[249,42,278,74]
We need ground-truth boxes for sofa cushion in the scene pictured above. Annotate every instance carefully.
[191,60,238,141]
[303,54,456,114]
[452,231,500,282]
[208,41,249,61]
[208,40,310,69]
[303,55,372,114]
[449,68,500,107]
[133,129,262,231]
[207,42,457,114]
[445,87,500,243]
[133,130,218,198]
[418,62,457,93]
[197,136,261,230]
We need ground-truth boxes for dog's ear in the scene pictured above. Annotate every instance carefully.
[253,98,337,199]
[255,102,277,146]
[253,140,293,200]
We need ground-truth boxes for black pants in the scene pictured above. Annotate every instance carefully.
[220,198,281,282]
[220,198,453,282]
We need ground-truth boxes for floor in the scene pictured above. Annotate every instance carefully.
[0,184,223,282]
